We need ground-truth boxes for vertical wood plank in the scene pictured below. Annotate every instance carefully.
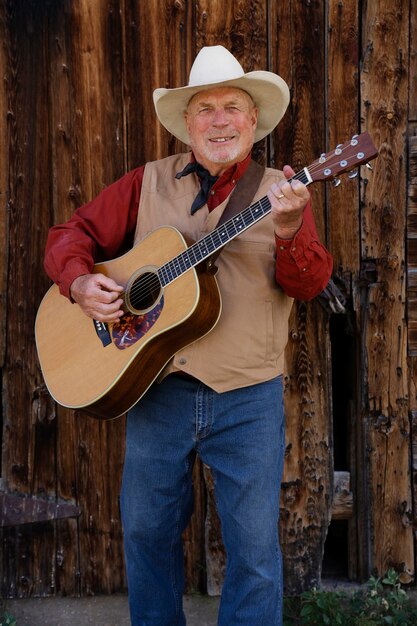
[271,0,326,239]
[407,1,417,352]
[123,0,193,162]
[45,0,81,594]
[0,0,9,366]
[327,0,360,271]
[195,0,268,73]
[360,0,413,581]
[66,0,125,202]
[0,3,7,594]
[327,0,361,582]
[281,303,333,593]
[74,415,125,593]
[409,0,417,123]
[271,0,333,594]
[408,0,417,566]
[182,460,207,594]
[1,0,60,596]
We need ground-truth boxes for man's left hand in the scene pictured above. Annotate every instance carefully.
[268,165,310,240]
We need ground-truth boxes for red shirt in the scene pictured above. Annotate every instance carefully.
[44,154,332,300]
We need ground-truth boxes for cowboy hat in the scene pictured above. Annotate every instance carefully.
[153,45,290,144]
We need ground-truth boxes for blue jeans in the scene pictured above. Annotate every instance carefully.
[120,374,285,626]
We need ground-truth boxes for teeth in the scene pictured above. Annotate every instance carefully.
[210,137,231,142]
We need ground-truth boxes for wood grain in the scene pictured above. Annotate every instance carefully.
[271,0,333,594]
[1,0,416,598]
[360,0,413,581]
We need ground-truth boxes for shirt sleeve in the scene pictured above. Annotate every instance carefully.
[44,166,145,299]
[275,200,333,301]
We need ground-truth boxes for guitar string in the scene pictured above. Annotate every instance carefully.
[118,146,368,311]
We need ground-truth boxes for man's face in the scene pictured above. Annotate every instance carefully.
[184,87,258,175]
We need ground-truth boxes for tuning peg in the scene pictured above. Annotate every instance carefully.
[332,178,341,187]
[366,162,373,171]
[348,169,358,179]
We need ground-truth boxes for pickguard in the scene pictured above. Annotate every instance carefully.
[112,297,164,349]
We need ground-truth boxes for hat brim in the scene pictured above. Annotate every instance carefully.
[153,71,290,145]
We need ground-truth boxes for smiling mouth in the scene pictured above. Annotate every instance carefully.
[209,136,234,143]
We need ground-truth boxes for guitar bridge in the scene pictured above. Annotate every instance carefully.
[93,319,112,347]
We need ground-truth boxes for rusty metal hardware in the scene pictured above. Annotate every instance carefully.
[0,491,81,527]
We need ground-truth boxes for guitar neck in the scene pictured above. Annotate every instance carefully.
[157,131,378,286]
[158,167,312,287]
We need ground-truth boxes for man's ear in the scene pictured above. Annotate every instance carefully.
[251,107,259,129]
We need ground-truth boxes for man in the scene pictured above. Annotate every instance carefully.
[44,45,332,626]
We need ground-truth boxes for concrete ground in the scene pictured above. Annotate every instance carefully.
[2,594,220,626]
[5,584,417,625]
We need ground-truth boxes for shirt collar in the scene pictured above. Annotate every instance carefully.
[186,151,252,190]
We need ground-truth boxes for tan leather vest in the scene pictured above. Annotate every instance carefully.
[134,153,294,392]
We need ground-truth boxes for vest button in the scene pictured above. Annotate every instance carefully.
[178,357,187,365]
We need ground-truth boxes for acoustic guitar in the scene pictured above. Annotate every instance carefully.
[35,133,378,419]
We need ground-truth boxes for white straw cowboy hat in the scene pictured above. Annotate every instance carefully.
[153,45,290,145]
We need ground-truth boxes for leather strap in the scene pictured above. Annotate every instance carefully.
[206,159,265,272]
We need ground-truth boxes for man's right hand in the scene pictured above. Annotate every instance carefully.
[70,273,124,322]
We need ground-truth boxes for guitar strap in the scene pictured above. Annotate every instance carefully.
[206,159,265,272]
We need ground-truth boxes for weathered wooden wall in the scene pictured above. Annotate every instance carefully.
[408,0,417,591]
[0,0,415,598]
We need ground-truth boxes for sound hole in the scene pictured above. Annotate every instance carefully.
[127,270,162,313]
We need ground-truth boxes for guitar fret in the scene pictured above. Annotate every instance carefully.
[158,266,168,286]
[249,201,263,220]
[183,248,195,267]
[170,260,180,279]
[159,262,177,286]
[205,233,217,251]
[187,247,197,264]
[198,241,210,256]
[178,255,188,273]
[172,254,190,277]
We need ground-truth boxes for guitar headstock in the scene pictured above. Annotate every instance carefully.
[307,132,378,182]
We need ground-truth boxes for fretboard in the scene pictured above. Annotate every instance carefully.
[157,167,312,287]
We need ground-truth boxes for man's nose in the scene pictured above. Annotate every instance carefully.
[212,109,229,125]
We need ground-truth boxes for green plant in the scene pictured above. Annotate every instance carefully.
[283,568,417,626]
[347,568,417,625]
[0,612,16,626]
[285,588,347,625]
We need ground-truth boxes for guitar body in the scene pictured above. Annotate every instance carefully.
[35,226,221,419]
